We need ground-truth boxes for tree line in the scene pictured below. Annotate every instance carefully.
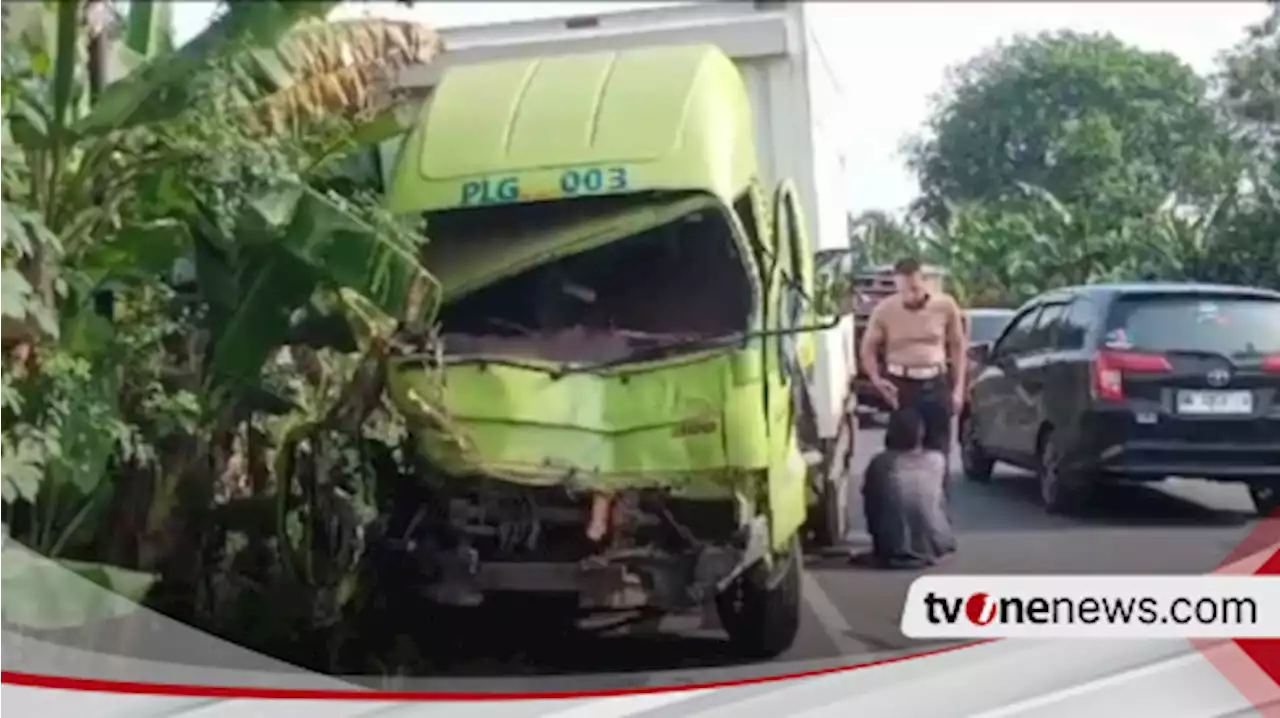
[851,5,1279,307]
[2,1,441,671]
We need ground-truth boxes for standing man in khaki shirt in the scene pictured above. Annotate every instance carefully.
[859,258,968,454]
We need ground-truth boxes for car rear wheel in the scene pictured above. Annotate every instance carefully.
[716,538,802,660]
[1248,484,1280,518]
[1037,429,1092,515]
[959,413,994,483]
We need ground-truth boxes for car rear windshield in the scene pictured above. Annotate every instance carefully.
[968,314,1012,344]
[1103,294,1280,358]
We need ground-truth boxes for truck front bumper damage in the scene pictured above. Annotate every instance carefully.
[393,513,770,613]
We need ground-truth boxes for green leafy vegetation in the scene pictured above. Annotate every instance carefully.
[857,13,1279,306]
[1,0,441,671]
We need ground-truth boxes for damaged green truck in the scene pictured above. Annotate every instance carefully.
[381,5,859,660]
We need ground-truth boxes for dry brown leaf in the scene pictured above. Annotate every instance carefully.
[247,19,442,135]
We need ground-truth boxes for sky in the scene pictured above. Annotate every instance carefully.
[171,1,1272,215]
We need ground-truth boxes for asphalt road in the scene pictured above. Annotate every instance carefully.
[430,427,1271,678]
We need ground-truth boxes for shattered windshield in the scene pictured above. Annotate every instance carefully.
[430,196,754,366]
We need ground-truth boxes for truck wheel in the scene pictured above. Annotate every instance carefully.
[806,401,856,549]
[808,472,846,549]
[812,424,853,547]
[716,538,802,660]
[813,474,848,548]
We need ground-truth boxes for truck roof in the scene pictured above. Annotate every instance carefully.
[396,3,792,91]
[387,43,759,214]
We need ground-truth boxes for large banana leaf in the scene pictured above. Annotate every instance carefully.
[122,0,173,59]
[277,186,436,320]
[76,0,340,136]
[206,182,438,393]
[10,2,442,397]
[204,246,318,393]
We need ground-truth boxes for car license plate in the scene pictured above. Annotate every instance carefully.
[1176,390,1253,415]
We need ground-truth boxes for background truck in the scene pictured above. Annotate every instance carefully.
[393,1,862,546]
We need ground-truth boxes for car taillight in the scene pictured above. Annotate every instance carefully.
[1263,355,1280,373]
[1091,350,1172,401]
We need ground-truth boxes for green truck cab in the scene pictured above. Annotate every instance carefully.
[383,44,853,658]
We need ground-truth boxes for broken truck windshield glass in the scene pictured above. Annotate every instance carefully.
[426,195,754,366]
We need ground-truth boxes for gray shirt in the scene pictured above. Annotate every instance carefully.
[862,449,956,567]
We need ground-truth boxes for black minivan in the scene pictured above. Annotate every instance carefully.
[959,283,1280,516]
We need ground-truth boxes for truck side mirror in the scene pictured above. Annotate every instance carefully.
[812,278,858,318]
[814,287,857,318]
[814,248,856,280]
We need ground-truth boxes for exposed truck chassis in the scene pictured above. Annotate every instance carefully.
[378,478,773,618]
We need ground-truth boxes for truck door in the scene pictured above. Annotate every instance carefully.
[762,184,810,550]
[775,181,817,373]
[774,181,822,446]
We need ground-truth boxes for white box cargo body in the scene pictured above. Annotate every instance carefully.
[397,1,858,448]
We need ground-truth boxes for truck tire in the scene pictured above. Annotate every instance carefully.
[792,368,832,548]
[716,538,802,660]
[811,414,854,547]
[811,475,848,548]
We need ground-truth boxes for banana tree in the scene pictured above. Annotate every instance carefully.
[3,0,145,620]
[848,209,924,267]
[2,1,443,633]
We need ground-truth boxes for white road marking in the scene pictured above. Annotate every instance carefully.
[801,569,870,656]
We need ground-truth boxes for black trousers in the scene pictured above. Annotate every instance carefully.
[889,375,954,452]
[889,374,957,513]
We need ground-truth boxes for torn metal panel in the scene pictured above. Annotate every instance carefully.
[423,193,719,302]
[388,195,762,490]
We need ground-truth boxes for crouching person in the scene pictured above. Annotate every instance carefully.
[856,408,957,569]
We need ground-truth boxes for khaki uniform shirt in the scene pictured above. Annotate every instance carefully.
[866,293,965,368]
